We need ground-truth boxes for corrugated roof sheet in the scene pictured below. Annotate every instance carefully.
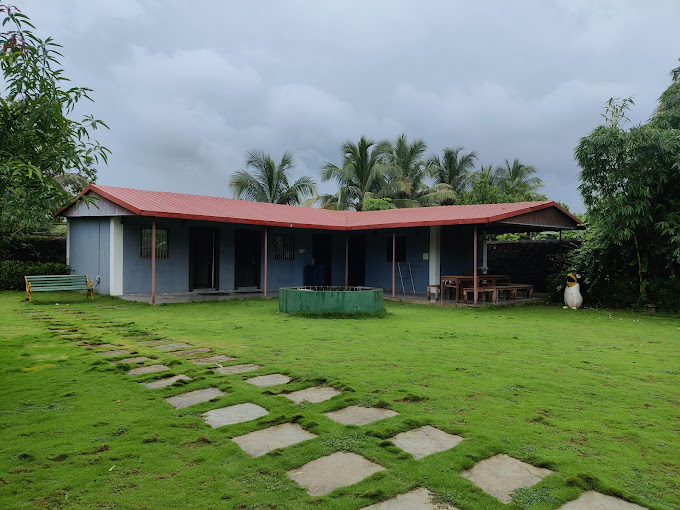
[57,184,583,231]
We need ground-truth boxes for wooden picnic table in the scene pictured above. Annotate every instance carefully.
[440,274,511,303]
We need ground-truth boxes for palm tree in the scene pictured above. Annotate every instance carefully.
[229,149,316,205]
[314,136,390,211]
[427,147,478,196]
[494,158,544,199]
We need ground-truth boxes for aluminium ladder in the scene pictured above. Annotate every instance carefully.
[397,262,416,295]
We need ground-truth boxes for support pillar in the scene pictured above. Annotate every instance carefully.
[151,220,156,305]
[473,225,478,305]
[392,231,396,298]
[345,233,349,287]
[263,227,268,297]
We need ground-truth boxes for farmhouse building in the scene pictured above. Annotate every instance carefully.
[57,185,582,301]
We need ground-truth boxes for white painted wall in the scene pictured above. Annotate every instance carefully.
[428,225,441,285]
[109,217,124,295]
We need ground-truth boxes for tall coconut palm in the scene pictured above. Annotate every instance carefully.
[494,158,544,199]
[314,136,390,211]
[229,149,316,205]
[427,147,478,196]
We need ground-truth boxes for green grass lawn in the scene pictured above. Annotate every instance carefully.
[1,291,678,509]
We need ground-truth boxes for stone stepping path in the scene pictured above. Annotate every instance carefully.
[215,363,261,375]
[324,406,398,426]
[153,342,193,351]
[46,318,648,509]
[128,364,170,376]
[172,348,210,357]
[245,374,291,387]
[141,374,192,389]
[232,423,317,458]
[97,349,131,357]
[164,387,226,409]
[112,356,151,365]
[283,386,341,404]
[287,451,385,496]
[460,453,553,504]
[557,491,647,510]
[362,487,458,509]
[390,426,462,460]
[202,403,268,428]
[189,354,237,366]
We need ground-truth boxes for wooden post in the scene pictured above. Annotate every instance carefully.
[263,227,268,298]
[345,233,349,288]
[473,225,478,306]
[392,231,396,298]
[151,220,156,305]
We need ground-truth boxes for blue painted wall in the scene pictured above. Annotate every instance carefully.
[68,217,110,294]
[363,227,430,293]
[71,215,483,296]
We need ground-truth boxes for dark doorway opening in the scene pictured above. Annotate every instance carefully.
[312,234,333,286]
[235,229,261,290]
[347,235,365,286]
[189,229,219,291]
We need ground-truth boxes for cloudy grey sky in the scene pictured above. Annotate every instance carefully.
[20,0,680,211]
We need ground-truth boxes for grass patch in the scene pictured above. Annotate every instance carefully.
[0,292,677,509]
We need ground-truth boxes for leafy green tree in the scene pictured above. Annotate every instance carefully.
[382,134,455,208]
[229,149,316,205]
[494,158,544,199]
[573,62,680,307]
[0,4,109,251]
[314,136,390,211]
[427,146,477,196]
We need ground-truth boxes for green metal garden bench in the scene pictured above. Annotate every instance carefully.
[24,274,94,302]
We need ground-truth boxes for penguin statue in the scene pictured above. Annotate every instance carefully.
[564,273,583,309]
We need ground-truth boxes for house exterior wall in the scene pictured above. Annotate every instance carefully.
[440,225,481,276]
[363,227,430,293]
[67,217,111,294]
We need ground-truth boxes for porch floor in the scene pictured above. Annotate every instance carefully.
[119,289,541,306]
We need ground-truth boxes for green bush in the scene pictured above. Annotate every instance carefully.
[0,260,70,290]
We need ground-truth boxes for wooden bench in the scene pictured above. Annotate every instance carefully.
[463,286,498,304]
[25,274,94,302]
[495,284,533,302]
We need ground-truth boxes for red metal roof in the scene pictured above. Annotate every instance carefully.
[57,184,583,231]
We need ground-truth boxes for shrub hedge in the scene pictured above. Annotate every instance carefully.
[0,261,70,291]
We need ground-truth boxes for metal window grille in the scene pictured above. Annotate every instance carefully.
[141,227,169,258]
[274,233,295,260]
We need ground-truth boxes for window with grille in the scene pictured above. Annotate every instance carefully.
[141,226,169,258]
[386,236,406,262]
[274,233,295,260]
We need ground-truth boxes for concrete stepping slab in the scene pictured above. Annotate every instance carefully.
[214,363,261,375]
[460,453,553,504]
[362,487,458,509]
[245,373,291,387]
[141,374,191,389]
[202,403,269,428]
[390,425,463,459]
[557,491,648,510]
[164,387,226,409]
[127,364,170,376]
[153,342,193,351]
[232,423,317,458]
[283,386,341,404]
[287,451,385,496]
[324,406,399,426]
[189,355,237,366]
[171,348,210,357]
[97,349,131,357]
[138,339,171,345]
[112,356,151,364]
